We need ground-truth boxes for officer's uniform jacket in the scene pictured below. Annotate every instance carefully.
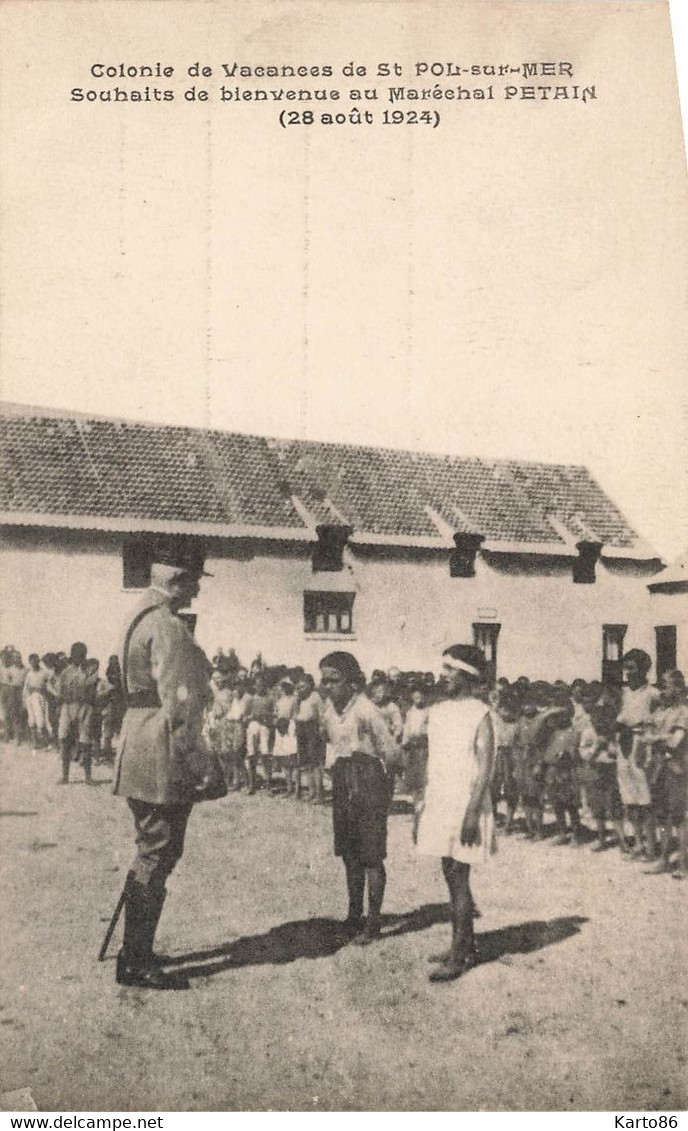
[113,588,212,805]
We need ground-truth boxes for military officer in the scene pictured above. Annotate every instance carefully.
[112,535,213,989]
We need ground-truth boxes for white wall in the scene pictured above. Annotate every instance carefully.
[0,525,665,681]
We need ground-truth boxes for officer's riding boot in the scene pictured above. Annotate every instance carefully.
[59,741,71,784]
[140,882,170,965]
[116,876,178,989]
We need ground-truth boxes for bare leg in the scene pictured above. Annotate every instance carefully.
[429,858,477,982]
[674,822,687,879]
[648,824,673,872]
[613,819,629,853]
[643,812,658,859]
[312,766,324,804]
[352,863,386,945]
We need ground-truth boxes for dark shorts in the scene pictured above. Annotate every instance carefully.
[58,702,93,746]
[332,753,389,865]
[544,761,580,810]
[651,763,687,825]
[627,803,650,822]
[581,763,622,821]
[296,719,325,768]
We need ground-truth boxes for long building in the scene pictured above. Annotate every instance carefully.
[0,402,667,681]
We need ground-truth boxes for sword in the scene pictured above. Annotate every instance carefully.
[98,881,127,961]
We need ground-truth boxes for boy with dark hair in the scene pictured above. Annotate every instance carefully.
[541,689,584,845]
[55,642,92,785]
[579,700,627,852]
[319,651,398,945]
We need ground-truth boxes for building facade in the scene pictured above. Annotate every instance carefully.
[0,403,667,680]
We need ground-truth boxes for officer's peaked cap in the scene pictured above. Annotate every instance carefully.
[151,535,212,576]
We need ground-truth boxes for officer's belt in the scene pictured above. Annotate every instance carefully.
[124,691,161,709]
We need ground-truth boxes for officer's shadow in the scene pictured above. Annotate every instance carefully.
[163,908,588,980]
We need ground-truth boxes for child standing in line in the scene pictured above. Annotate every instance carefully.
[541,692,584,846]
[489,687,521,834]
[23,653,50,749]
[402,682,429,839]
[295,674,326,804]
[514,693,546,840]
[246,672,275,794]
[273,678,299,796]
[578,701,627,853]
[226,668,252,791]
[206,669,234,786]
[643,669,688,876]
[616,649,659,860]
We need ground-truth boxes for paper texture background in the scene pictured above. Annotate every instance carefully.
[1,0,687,1115]
[1,0,686,559]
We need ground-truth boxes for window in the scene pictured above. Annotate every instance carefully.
[573,540,602,584]
[304,591,355,635]
[450,533,484,578]
[602,624,627,685]
[312,524,352,572]
[122,536,153,589]
[655,625,677,679]
[473,622,501,684]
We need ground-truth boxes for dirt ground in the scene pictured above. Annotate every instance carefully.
[0,741,686,1113]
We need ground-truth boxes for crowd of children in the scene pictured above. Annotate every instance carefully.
[1,640,686,876]
[0,643,124,781]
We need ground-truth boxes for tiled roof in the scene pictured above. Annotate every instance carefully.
[0,403,648,554]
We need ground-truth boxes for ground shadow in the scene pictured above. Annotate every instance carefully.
[162,906,588,981]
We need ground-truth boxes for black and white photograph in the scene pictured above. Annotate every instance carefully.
[0,0,686,1116]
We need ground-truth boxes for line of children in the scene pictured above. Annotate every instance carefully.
[488,653,687,877]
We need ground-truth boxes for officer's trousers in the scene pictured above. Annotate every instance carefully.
[127,799,193,889]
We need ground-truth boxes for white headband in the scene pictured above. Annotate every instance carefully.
[442,656,482,677]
